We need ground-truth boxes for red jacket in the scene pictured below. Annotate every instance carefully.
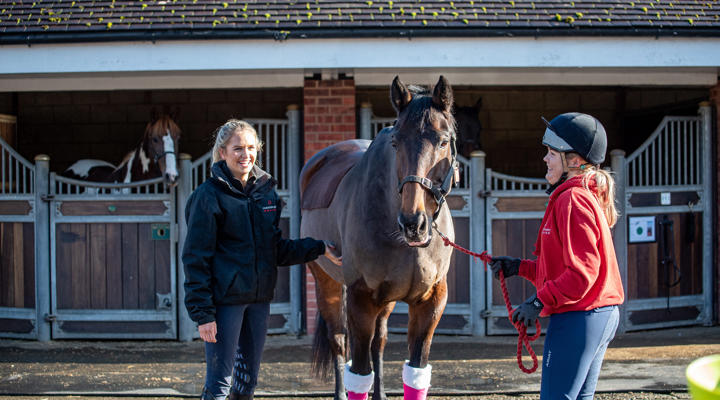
[519,175,624,316]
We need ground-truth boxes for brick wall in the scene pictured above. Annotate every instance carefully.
[303,77,356,335]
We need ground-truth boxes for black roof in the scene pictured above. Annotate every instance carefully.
[2,1,720,44]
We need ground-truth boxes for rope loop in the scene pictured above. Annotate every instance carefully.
[435,227,540,374]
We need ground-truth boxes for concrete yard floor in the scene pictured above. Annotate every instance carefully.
[0,325,718,399]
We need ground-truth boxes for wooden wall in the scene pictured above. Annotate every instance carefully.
[446,216,471,304]
[0,222,35,308]
[0,114,16,147]
[627,212,703,300]
[55,222,170,310]
[491,218,542,306]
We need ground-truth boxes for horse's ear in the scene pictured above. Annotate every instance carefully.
[432,75,453,113]
[169,106,180,122]
[150,107,160,123]
[390,76,412,114]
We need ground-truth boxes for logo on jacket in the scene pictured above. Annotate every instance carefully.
[263,201,276,213]
[542,223,551,235]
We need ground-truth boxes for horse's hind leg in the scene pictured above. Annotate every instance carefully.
[371,302,395,400]
[308,261,347,400]
[404,278,448,400]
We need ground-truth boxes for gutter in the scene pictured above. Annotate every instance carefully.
[2,26,720,45]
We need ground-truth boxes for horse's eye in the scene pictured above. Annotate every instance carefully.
[440,140,449,148]
[391,140,398,149]
[153,137,159,143]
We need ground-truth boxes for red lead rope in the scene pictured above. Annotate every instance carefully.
[434,227,541,374]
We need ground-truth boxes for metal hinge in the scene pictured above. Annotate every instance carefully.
[40,194,55,202]
[477,190,492,198]
[479,309,493,318]
[44,313,57,322]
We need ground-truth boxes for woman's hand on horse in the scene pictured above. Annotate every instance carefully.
[323,241,343,266]
[198,321,217,343]
[489,256,521,279]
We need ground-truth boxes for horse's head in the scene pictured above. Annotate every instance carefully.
[144,112,181,187]
[454,98,483,158]
[391,76,458,247]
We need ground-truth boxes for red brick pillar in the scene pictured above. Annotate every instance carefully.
[303,76,356,335]
[711,83,720,323]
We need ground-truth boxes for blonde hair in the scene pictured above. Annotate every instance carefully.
[566,153,618,227]
[211,119,263,163]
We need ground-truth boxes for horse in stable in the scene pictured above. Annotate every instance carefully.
[300,76,459,400]
[62,111,181,187]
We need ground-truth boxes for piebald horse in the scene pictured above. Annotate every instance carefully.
[64,112,180,187]
[300,76,458,400]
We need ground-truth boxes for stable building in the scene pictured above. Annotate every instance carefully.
[0,1,719,340]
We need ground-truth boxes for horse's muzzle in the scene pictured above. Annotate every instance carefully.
[398,212,431,247]
[164,174,179,188]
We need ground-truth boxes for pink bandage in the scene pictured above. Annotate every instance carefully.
[347,391,368,400]
[403,383,429,400]
[402,361,432,400]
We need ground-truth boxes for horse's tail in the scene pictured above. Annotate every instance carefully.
[311,314,333,380]
[311,286,347,380]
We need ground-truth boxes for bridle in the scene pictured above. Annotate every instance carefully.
[397,135,458,220]
[153,129,177,163]
[154,150,175,163]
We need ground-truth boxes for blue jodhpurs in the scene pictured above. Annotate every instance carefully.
[540,305,620,400]
[202,303,270,400]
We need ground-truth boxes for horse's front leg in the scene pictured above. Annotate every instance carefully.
[346,281,383,400]
[405,278,448,400]
[371,302,395,400]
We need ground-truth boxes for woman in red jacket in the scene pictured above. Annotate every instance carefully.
[490,112,624,400]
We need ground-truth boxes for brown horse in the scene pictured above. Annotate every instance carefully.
[63,111,181,187]
[300,76,457,400]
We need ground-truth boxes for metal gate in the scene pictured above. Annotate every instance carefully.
[177,111,303,340]
[0,135,43,339]
[612,104,713,331]
[483,170,550,335]
[47,174,177,339]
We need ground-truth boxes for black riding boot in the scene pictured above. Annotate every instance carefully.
[227,391,253,400]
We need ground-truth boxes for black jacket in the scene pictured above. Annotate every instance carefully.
[182,161,325,325]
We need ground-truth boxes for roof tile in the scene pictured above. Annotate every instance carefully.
[0,0,718,43]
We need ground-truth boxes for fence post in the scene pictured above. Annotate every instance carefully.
[699,102,713,326]
[358,102,372,140]
[610,149,627,334]
[287,104,304,335]
[469,150,486,336]
[177,153,195,342]
[34,154,51,341]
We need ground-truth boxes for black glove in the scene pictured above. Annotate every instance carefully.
[489,256,521,279]
[512,295,544,326]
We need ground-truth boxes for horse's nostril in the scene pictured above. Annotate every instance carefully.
[419,215,427,233]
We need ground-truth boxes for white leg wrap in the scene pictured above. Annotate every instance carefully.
[344,360,374,394]
[402,361,432,390]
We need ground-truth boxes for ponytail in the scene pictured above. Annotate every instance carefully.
[580,167,618,228]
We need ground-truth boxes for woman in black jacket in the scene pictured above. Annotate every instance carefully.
[183,119,341,400]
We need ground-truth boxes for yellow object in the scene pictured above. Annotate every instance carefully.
[686,354,720,399]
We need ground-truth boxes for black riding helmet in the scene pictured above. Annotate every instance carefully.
[541,112,607,165]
